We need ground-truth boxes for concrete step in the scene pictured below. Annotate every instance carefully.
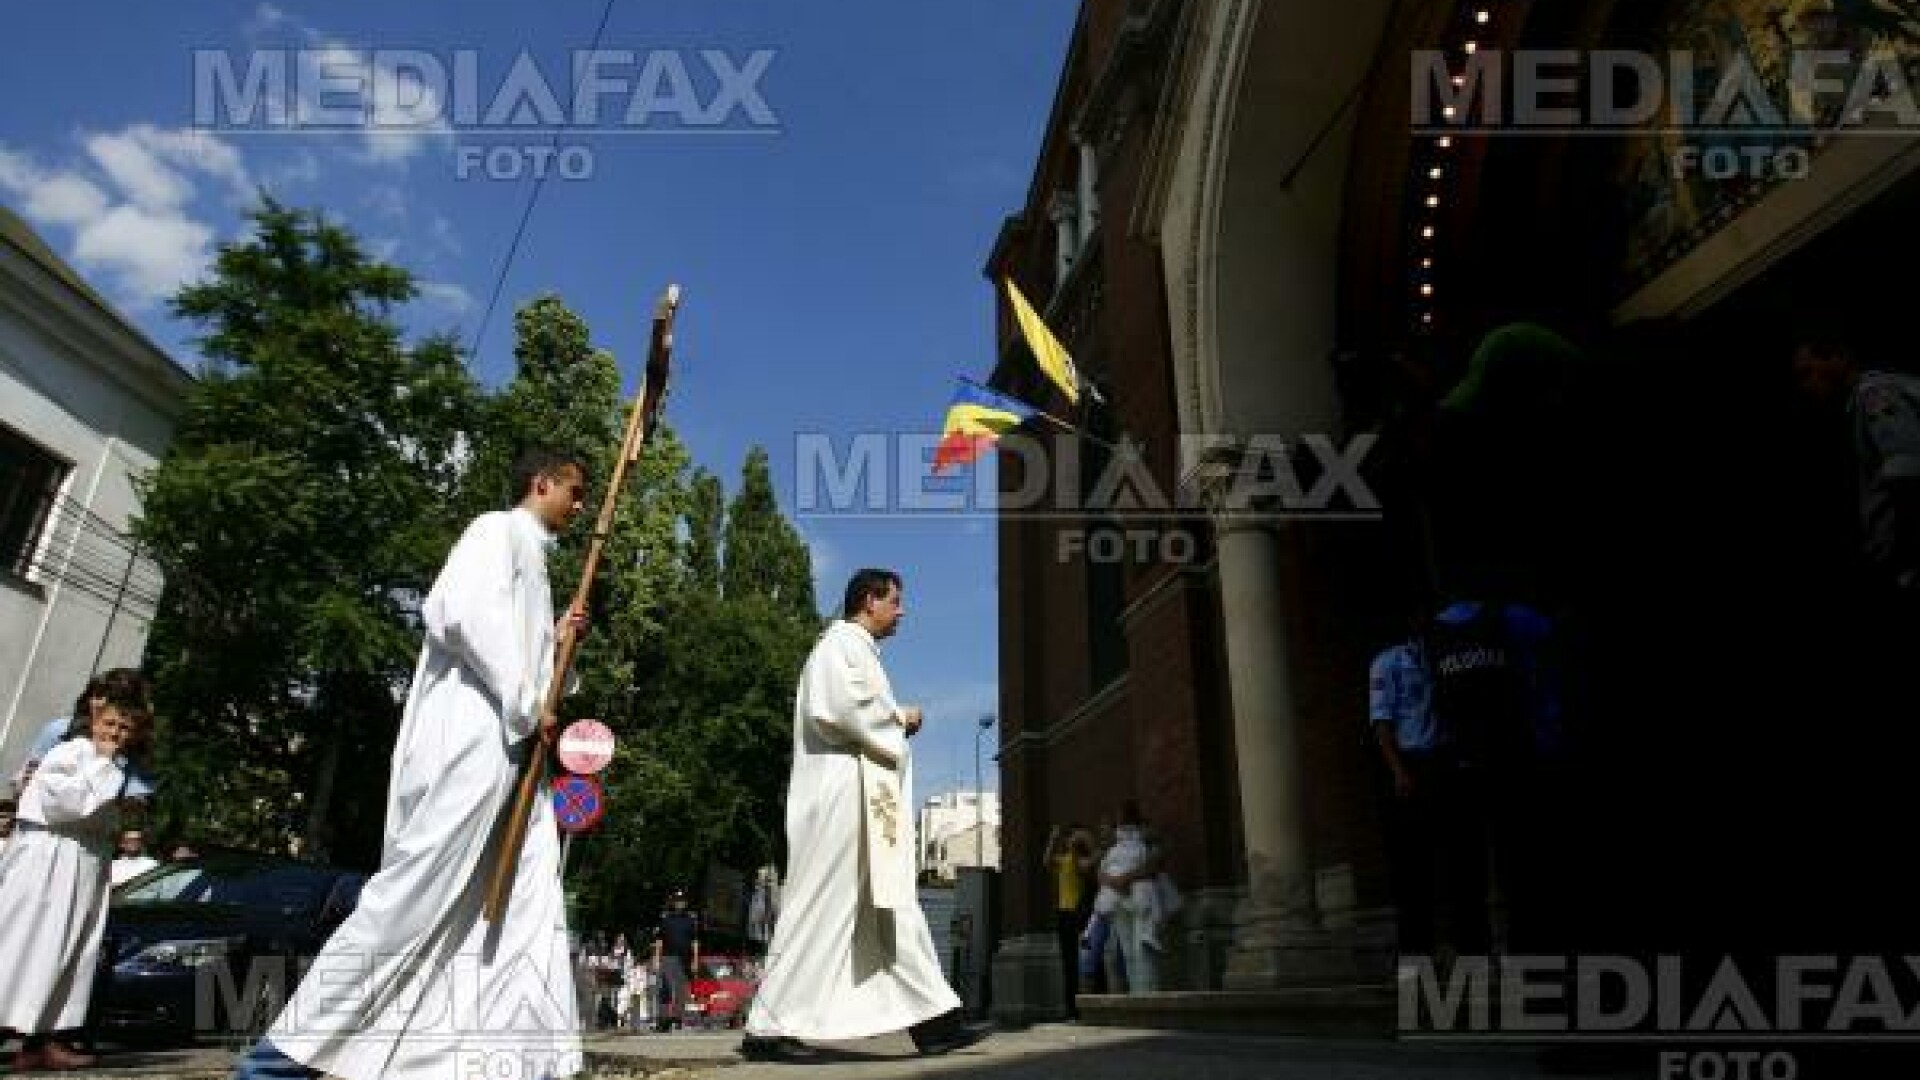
[1076,986,1398,1036]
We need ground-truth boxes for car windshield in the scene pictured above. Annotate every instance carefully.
[701,959,740,979]
[116,861,338,917]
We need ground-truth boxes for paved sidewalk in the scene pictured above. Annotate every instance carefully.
[0,1046,234,1080]
[32,1026,1672,1079]
[584,1024,1652,1079]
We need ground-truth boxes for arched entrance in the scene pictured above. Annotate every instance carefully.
[1157,0,1400,988]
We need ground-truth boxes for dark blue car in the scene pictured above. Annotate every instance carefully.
[93,851,365,1045]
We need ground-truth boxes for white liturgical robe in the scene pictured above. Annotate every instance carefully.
[0,737,130,1032]
[744,620,961,1041]
[266,507,580,1080]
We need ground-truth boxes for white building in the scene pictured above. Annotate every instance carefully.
[0,207,191,779]
[917,790,1001,882]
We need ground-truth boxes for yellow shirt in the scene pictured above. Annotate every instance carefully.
[1052,853,1084,911]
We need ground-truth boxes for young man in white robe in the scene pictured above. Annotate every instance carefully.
[740,569,991,1061]
[230,450,591,1080]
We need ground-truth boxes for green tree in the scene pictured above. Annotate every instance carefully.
[566,449,820,936]
[685,470,724,597]
[457,295,621,518]
[136,199,479,864]
[139,230,819,935]
[722,447,817,623]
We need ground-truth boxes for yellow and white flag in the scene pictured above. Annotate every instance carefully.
[1005,277,1099,405]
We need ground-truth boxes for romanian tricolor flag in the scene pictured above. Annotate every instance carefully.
[933,380,1038,474]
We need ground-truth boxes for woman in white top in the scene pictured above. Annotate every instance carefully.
[0,694,151,1071]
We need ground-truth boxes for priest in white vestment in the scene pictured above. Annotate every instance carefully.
[231,451,591,1080]
[741,569,990,1060]
[0,692,150,1071]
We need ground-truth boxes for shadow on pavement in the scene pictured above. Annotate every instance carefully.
[718,1026,1669,1079]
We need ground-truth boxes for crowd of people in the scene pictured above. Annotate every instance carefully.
[570,887,775,1034]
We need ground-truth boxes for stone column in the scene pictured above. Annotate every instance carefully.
[1196,452,1359,989]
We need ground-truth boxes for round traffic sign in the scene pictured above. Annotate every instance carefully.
[558,719,617,775]
[552,774,606,834]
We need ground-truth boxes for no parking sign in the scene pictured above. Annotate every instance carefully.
[552,774,606,834]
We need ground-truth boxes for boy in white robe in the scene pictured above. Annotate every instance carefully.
[740,570,990,1061]
[230,450,591,1080]
[11,670,155,802]
[0,690,151,1071]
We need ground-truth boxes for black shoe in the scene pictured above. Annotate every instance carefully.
[913,1020,992,1056]
[739,1035,812,1061]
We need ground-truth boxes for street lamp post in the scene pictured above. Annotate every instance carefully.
[975,714,995,868]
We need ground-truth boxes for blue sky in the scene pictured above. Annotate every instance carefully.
[0,0,1080,800]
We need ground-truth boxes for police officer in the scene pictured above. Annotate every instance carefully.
[650,889,700,1031]
[1369,615,1489,966]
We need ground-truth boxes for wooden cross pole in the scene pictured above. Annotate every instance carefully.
[483,284,681,924]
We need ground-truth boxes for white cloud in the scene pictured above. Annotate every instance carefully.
[299,43,453,166]
[0,150,109,226]
[266,149,322,189]
[86,131,193,208]
[364,183,407,218]
[241,10,454,169]
[0,131,238,309]
[71,204,215,303]
[85,125,254,208]
[129,126,253,199]
[415,281,474,314]
[33,175,113,226]
[427,212,461,255]
[246,2,292,36]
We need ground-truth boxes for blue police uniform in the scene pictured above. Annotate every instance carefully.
[1368,642,1436,751]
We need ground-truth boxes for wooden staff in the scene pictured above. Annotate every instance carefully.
[484,284,681,924]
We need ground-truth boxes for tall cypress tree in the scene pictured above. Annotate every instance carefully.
[722,446,817,623]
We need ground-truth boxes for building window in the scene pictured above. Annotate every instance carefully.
[0,425,69,583]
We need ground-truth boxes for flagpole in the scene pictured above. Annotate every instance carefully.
[955,375,1122,453]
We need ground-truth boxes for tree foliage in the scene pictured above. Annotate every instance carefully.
[137,203,821,938]
[136,199,478,862]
